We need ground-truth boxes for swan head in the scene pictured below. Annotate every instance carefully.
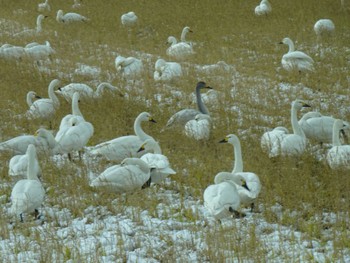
[139,112,156,123]
[219,134,240,145]
[35,128,50,138]
[196,81,212,90]
[182,26,193,34]
[195,113,211,122]
[49,79,61,89]
[115,55,126,70]
[167,36,177,45]
[56,10,64,20]
[137,138,159,153]
[292,99,311,110]
[279,37,293,45]
[155,59,166,72]
[27,91,42,100]
[37,14,47,22]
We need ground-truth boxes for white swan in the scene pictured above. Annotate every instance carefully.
[121,11,138,26]
[138,138,176,184]
[14,14,47,37]
[90,158,151,193]
[153,58,182,82]
[55,82,121,101]
[0,128,56,156]
[26,79,60,124]
[72,0,82,9]
[0,44,26,61]
[88,112,156,161]
[254,0,272,16]
[262,99,311,157]
[38,0,50,12]
[184,113,211,140]
[115,56,143,79]
[164,81,212,130]
[261,126,289,154]
[166,36,194,60]
[314,19,335,37]
[54,116,94,160]
[280,37,314,73]
[180,26,193,44]
[24,41,55,61]
[327,119,350,170]
[9,144,42,178]
[56,10,89,23]
[299,111,349,144]
[219,134,261,211]
[10,144,45,222]
[26,91,42,108]
[203,172,242,220]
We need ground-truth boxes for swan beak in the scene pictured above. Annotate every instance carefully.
[219,138,228,143]
[205,86,213,90]
[35,95,42,99]
[44,16,48,18]
[278,41,283,44]
[149,118,157,123]
[137,144,145,153]
[303,103,311,108]
[242,180,250,191]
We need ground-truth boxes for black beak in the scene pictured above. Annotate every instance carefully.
[149,119,157,123]
[219,139,227,143]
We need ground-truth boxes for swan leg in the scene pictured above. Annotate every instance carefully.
[142,177,152,189]
[20,213,24,222]
[34,209,40,219]
[68,153,72,161]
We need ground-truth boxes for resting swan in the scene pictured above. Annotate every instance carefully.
[254,0,272,16]
[184,113,211,140]
[0,128,56,156]
[261,99,311,157]
[279,37,314,73]
[88,112,156,161]
[90,158,151,193]
[121,12,138,27]
[166,36,194,60]
[56,10,89,23]
[138,138,176,184]
[10,144,45,222]
[115,55,143,79]
[164,81,212,130]
[26,79,61,126]
[314,19,335,38]
[56,82,122,101]
[219,134,261,211]
[299,111,349,144]
[153,58,183,82]
[9,144,42,178]
[326,119,350,170]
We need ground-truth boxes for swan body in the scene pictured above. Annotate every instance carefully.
[26,79,60,122]
[153,58,182,82]
[219,134,261,209]
[261,126,290,153]
[166,36,194,60]
[0,128,56,156]
[184,113,211,140]
[115,56,143,79]
[327,119,350,170]
[203,172,241,220]
[14,14,47,37]
[9,144,42,178]
[299,111,349,144]
[38,0,50,12]
[262,99,311,157]
[280,37,314,72]
[89,112,156,161]
[56,10,89,23]
[0,44,26,61]
[314,19,335,37]
[165,81,212,129]
[55,82,120,101]
[24,41,55,61]
[90,158,151,193]
[138,139,176,184]
[10,144,45,221]
[121,12,138,26]
[255,0,272,15]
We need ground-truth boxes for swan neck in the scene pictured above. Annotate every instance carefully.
[134,116,149,141]
[96,83,114,95]
[291,104,305,137]
[332,127,342,146]
[180,29,187,42]
[48,81,60,107]
[36,17,43,32]
[27,94,33,107]
[196,87,209,114]
[27,149,39,180]
[287,40,295,53]
[72,95,83,117]
[232,139,243,173]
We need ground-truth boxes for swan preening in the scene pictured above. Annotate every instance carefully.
[204,134,261,219]
[184,113,212,140]
[26,79,61,125]
[261,99,311,157]
[138,138,176,184]
[9,144,42,178]
[88,112,156,161]
[153,58,183,82]
[314,19,335,37]
[56,82,122,101]
[90,158,151,193]
[10,144,45,222]
[299,111,349,144]
[279,37,315,73]
[164,81,212,130]
[121,12,138,27]
[327,119,350,170]
[115,55,144,79]
[254,0,272,16]
[56,10,89,23]
[166,36,194,60]
[14,14,47,37]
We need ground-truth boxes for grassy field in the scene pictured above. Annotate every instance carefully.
[0,0,349,261]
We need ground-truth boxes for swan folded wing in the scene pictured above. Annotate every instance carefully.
[0,135,36,155]
[327,146,350,169]
[166,109,200,128]
[277,134,307,157]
